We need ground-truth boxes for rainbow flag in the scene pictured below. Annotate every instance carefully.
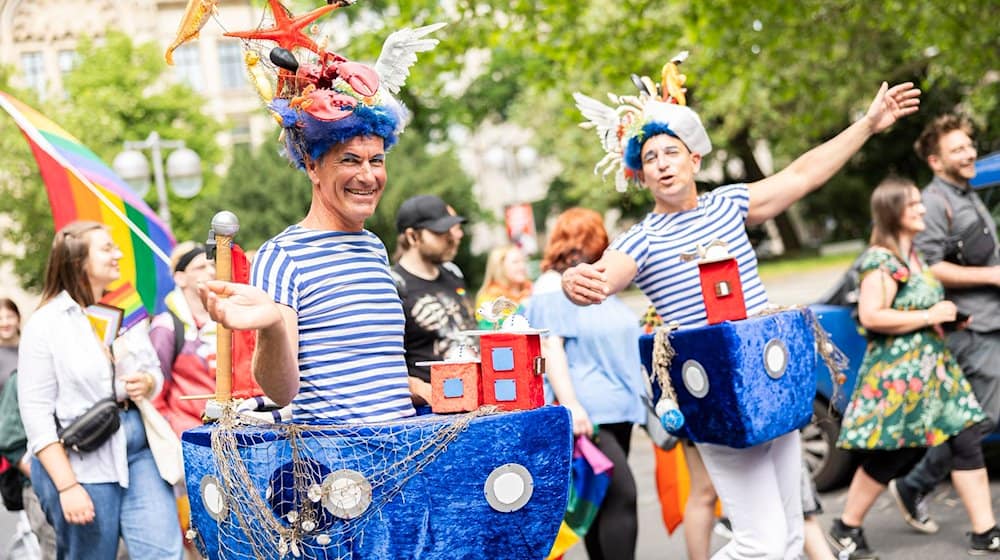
[546,435,613,559]
[0,91,175,314]
[100,282,150,331]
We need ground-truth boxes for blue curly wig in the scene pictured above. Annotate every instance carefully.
[623,122,684,172]
[270,97,407,170]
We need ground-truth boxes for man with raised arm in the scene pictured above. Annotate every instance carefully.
[564,74,919,559]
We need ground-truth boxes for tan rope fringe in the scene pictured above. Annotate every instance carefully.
[652,324,680,403]
[206,401,500,559]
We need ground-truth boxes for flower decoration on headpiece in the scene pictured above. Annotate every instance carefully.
[208,0,444,169]
[573,51,712,192]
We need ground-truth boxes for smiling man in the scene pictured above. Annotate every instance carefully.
[563,78,920,559]
[199,51,433,424]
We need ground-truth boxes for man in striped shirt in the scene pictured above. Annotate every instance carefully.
[200,57,420,424]
[563,81,920,559]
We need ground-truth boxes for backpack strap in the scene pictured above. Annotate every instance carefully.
[168,309,184,367]
[925,183,954,232]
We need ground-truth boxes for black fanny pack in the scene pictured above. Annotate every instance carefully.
[56,398,121,454]
[932,186,998,266]
[944,212,996,266]
[56,356,122,454]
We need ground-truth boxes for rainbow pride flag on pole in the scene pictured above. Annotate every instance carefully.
[546,435,613,559]
[0,91,175,314]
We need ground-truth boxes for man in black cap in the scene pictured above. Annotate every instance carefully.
[392,195,478,406]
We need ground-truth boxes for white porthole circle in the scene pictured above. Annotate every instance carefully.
[321,469,372,520]
[681,360,710,398]
[764,339,789,379]
[200,475,228,522]
[484,463,534,512]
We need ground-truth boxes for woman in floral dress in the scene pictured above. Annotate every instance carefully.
[828,178,1000,558]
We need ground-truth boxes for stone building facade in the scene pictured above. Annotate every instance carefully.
[0,0,272,148]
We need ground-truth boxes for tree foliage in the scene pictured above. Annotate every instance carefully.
[340,0,998,240]
[206,144,311,249]
[0,32,223,290]
[4,1,998,294]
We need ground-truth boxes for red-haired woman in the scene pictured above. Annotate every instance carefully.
[523,208,646,560]
[18,221,182,559]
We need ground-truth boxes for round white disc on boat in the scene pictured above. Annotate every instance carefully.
[322,469,372,520]
[484,463,534,512]
[764,339,789,379]
[682,360,710,398]
[200,475,227,521]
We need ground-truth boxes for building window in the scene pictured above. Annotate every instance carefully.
[494,379,517,402]
[218,43,245,90]
[20,52,46,98]
[230,123,251,149]
[491,347,515,371]
[58,50,78,76]
[443,378,464,398]
[173,45,202,91]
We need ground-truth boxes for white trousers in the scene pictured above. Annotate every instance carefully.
[697,431,804,560]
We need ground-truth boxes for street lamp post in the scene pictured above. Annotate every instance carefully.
[112,131,202,227]
[484,142,540,254]
[484,143,538,206]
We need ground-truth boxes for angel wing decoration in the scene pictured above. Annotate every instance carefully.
[373,22,447,94]
[572,92,631,192]
[572,92,620,153]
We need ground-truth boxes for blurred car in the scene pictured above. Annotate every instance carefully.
[804,152,1000,491]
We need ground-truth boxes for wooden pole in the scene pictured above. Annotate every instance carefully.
[210,211,240,404]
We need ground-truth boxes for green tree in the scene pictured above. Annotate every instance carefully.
[0,67,57,291]
[341,0,998,243]
[0,32,223,290]
[59,32,224,242]
[206,144,311,250]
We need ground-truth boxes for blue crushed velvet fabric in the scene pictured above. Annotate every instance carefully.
[639,309,815,448]
[182,406,572,559]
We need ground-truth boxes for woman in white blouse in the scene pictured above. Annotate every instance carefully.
[18,221,182,559]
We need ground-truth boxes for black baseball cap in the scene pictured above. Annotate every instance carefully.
[395,195,466,233]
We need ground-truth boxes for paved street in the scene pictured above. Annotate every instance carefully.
[3,259,998,558]
[566,260,1000,559]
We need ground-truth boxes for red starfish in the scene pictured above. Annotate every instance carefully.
[225,0,338,54]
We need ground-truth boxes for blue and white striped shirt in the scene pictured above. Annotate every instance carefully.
[610,184,768,327]
[251,225,416,423]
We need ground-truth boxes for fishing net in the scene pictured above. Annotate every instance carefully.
[186,405,500,559]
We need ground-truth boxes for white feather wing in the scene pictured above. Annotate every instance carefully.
[572,92,621,153]
[374,22,447,94]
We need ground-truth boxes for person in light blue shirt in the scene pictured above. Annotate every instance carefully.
[523,207,645,560]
